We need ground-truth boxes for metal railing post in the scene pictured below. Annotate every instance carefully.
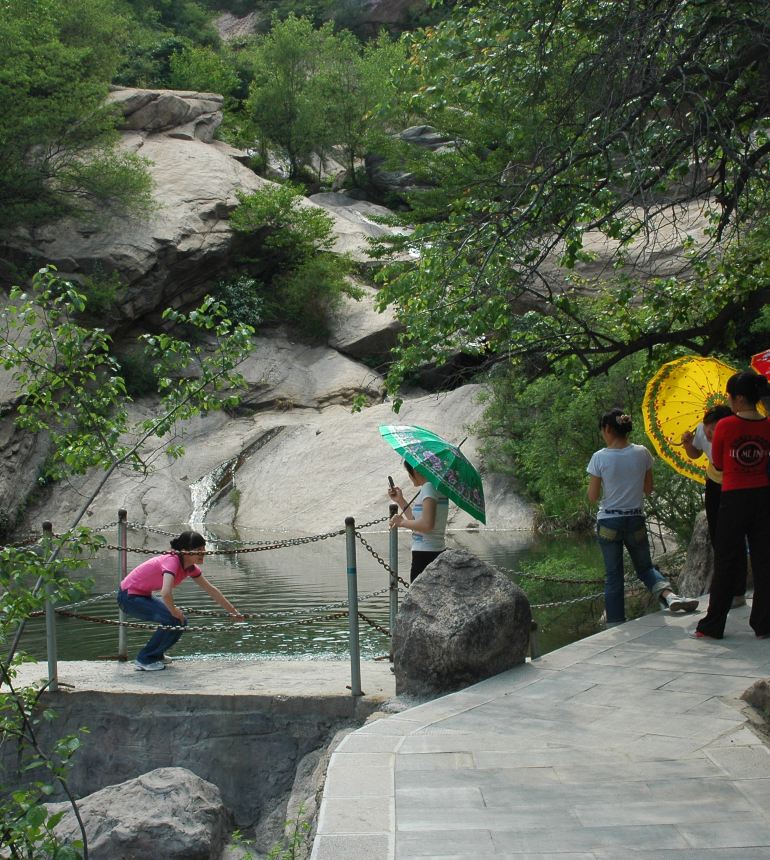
[117,510,128,660]
[388,503,399,659]
[529,619,541,660]
[345,517,362,697]
[42,522,58,692]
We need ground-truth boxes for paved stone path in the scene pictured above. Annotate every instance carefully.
[312,601,770,860]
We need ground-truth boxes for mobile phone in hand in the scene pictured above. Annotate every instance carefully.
[388,475,395,488]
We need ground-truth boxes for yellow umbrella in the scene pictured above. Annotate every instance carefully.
[642,356,738,484]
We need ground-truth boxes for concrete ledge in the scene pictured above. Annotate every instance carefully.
[4,659,395,827]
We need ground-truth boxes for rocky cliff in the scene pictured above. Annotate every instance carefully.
[0,87,531,539]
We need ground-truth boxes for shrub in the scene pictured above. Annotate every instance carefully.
[230,184,358,338]
[119,345,159,398]
[214,275,264,330]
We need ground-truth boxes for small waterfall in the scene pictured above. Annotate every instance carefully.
[189,457,237,531]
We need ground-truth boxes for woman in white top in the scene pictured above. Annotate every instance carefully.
[587,408,698,625]
[388,461,449,582]
[680,404,733,544]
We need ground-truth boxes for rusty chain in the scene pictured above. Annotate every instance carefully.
[33,607,351,633]
[354,530,410,589]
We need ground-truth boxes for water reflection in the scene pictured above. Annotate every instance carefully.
[19,523,607,662]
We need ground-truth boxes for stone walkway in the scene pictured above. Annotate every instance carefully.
[312,600,770,860]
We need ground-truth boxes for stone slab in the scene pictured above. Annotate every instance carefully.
[313,599,770,858]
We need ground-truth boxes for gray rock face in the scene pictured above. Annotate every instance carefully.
[3,129,269,324]
[108,86,224,142]
[327,278,402,360]
[47,767,231,860]
[393,549,532,697]
[17,381,532,536]
[0,88,393,326]
[0,87,427,535]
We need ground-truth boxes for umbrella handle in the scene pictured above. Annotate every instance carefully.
[398,491,420,515]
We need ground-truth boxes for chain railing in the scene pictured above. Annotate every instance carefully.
[19,508,669,694]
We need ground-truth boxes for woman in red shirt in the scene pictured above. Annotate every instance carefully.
[694,371,770,640]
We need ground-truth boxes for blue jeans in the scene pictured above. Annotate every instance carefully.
[596,516,670,623]
[117,589,186,664]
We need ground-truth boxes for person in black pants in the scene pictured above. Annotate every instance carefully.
[681,405,747,606]
[694,372,770,640]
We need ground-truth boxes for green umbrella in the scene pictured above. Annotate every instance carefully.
[379,424,486,524]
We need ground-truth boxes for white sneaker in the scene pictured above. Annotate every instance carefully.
[663,594,699,613]
[134,660,166,671]
[162,656,173,665]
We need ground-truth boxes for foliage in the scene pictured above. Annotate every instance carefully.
[315,29,407,180]
[76,269,122,319]
[0,265,256,856]
[1,267,253,481]
[0,531,105,859]
[230,184,358,337]
[128,0,219,43]
[118,345,159,397]
[114,0,220,88]
[242,14,338,179]
[0,0,155,232]
[214,275,264,330]
[239,15,403,182]
[371,0,770,397]
[167,45,240,98]
[231,804,310,859]
[114,33,188,87]
[479,356,702,542]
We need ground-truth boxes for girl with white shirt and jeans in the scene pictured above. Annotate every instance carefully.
[587,408,699,626]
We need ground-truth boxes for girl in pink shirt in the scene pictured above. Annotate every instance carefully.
[117,530,243,671]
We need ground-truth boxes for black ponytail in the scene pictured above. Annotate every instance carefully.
[726,371,770,406]
[170,530,206,552]
[599,407,633,437]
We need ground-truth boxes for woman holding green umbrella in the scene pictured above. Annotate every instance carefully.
[389,460,449,582]
[380,424,486,582]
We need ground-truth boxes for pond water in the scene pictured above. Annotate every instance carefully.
[17,521,612,664]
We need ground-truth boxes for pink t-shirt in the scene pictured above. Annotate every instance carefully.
[120,554,201,595]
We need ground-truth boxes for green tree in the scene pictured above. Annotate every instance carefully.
[167,45,240,98]
[0,0,154,231]
[0,266,255,856]
[243,14,338,179]
[371,0,770,397]
[319,29,407,181]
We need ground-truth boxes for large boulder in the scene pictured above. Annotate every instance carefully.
[393,549,532,697]
[47,767,231,860]
[108,86,224,142]
[327,278,402,360]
